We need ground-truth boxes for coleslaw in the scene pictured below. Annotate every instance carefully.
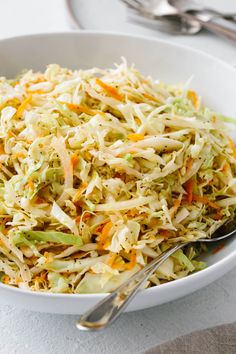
[0,59,235,293]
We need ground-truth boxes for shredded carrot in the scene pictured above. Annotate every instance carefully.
[2,228,8,236]
[186,157,193,173]
[149,218,158,227]
[159,229,172,238]
[96,78,124,101]
[2,275,10,284]
[98,221,113,249]
[127,209,139,218]
[8,130,17,138]
[143,92,162,103]
[187,90,198,109]
[221,162,230,173]
[173,199,181,210]
[26,139,33,144]
[59,101,97,116]
[0,144,4,155]
[85,151,92,160]
[95,224,104,234]
[212,243,225,254]
[43,252,54,263]
[171,198,182,217]
[75,215,82,224]
[228,138,236,159]
[35,197,46,204]
[73,182,87,202]
[75,212,92,224]
[25,178,34,189]
[192,194,220,210]
[111,262,125,270]
[212,212,222,221]
[16,94,32,118]
[106,252,117,267]
[127,133,145,142]
[71,153,79,169]
[82,213,92,221]
[125,249,137,270]
[103,240,112,249]
[114,172,126,181]
[185,179,194,204]
[134,116,141,125]
[27,89,48,95]
[12,152,26,159]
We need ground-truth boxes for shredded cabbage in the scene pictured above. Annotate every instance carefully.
[0,59,235,293]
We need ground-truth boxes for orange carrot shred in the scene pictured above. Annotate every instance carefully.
[35,197,46,204]
[75,212,92,224]
[192,194,220,210]
[25,179,34,189]
[59,101,101,116]
[2,275,10,284]
[12,152,26,159]
[98,221,113,249]
[228,138,236,159]
[0,144,4,154]
[187,90,198,109]
[185,179,194,204]
[221,162,230,173]
[127,133,145,142]
[107,252,117,267]
[212,213,222,221]
[171,198,181,217]
[96,78,124,101]
[125,249,137,270]
[159,229,172,238]
[16,94,32,118]
[71,153,79,169]
[174,199,181,209]
[8,130,17,138]
[143,92,161,103]
[186,157,193,173]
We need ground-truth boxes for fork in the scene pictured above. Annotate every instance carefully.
[121,0,236,41]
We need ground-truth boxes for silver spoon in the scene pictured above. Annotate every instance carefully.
[121,0,236,41]
[168,0,236,22]
[123,0,201,35]
[128,9,201,35]
[76,218,236,331]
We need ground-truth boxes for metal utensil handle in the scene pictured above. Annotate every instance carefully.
[76,242,186,331]
[181,12,236,41]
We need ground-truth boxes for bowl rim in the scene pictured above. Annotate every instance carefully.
[0,30,235,299]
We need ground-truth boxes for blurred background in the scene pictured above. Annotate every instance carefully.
[0,0,235,65]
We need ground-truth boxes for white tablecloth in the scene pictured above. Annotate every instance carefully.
[0,1,235,353]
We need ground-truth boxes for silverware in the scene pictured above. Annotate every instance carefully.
[76,217,236,331]
[128,8,201,35]
[168,0,236,22]
[121,0,236,41]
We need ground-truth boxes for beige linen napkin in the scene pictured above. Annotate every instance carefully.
[142,323,236,354]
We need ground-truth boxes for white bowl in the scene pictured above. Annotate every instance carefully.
[0,32,236,314]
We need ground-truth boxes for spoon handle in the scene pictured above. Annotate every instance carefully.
[76,242,186,331]
[181,12,236,42]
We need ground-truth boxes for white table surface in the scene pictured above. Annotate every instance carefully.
[0,1,235,353]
